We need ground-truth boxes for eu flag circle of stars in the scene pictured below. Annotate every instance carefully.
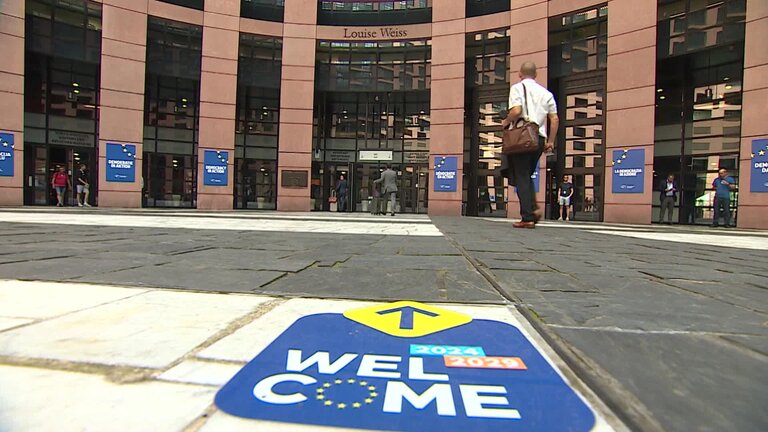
[315,378,378,410]
[120,144,135,159]
[612,149,628,166]
[215,150,228,164]
[434,156,448,170]
[751,143,768,159]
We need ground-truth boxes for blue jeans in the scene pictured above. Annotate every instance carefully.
[713,196,731,226]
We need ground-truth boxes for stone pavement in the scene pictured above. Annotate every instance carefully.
[0,208,765,431]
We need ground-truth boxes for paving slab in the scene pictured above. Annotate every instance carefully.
[0,280,143,318]
[0,257,143,280]
[553,329,768,432]
[0,290,271,368]
[0,318,32,332]
[158,359,244,387]
[76,263,286,292]
[0,365,215,432]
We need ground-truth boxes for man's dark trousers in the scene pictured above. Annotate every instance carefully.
[713,196,731,226]
[507,143,542,222]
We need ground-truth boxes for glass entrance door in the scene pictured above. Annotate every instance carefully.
[24,145,95,206]
[400,164,428,214]
[143,153,196,208]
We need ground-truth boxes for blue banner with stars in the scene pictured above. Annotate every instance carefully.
[611,148,644,193]
[105,143,136,182]
[215,303,596,432]
[750,139,768,193]
[434,156,458,192]
[0,133,14,177]
[203,150,229,186]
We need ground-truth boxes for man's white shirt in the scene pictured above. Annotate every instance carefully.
[508,78,557,139]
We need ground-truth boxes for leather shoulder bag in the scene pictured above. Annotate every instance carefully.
[502,83,540,155]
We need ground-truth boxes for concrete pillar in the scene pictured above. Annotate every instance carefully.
[428,0,466,216]
[603,0,657,223]
[276,0,316,211]
[197,0,241,209]
[0,0,24,205]
[97,0,149,207]
[507,0,549,219]
[737,0,768,229]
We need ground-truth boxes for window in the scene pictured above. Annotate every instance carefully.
[241,0,284,21]
[548,5,608,78]
[466,0,510,18]
[25,0,102,63]
[318,1,431,25]
[157,0,204,11]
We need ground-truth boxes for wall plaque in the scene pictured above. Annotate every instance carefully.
[282,170,309,188]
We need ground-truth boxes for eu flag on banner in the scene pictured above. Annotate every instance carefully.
[105,143,136,182]
[750,139,768,193]
[203,150,229,186]
[611,148,644,193]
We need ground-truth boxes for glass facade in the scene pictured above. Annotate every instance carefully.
[463,29,510,217]
[548,5,608,221]
[653,0,746,225]
[241,0,285,22]
[23,0,102,206]
[318,1,432,25]
[235,34,282,210]
[142,17,203,208]
[466,0,510,18]
[312,39,431,213]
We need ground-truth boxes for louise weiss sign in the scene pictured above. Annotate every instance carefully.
[215,301,598,431]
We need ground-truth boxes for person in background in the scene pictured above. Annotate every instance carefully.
[335,175,348,212]
[374,164,398,216]
[76,163,92,207]
[51,165,71,207]
[658,173,677,224]
[558,175,574,221]
[712,168,736,228]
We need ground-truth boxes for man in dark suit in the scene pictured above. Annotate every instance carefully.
[335,175,348,212]
[659,173,678,224]
[374,164,398,216]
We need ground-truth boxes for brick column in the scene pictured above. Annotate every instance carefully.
[197,0,241,209]
[276,0,316,212]
[0,0,24,205]
[97,0,149,207]
[737,0,768,229]
[507,0,548,219]
[602,0,657,223]
[428,0,466,216]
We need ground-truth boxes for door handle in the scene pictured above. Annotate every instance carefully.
[28,176,33,187]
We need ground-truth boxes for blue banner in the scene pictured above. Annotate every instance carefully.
[203,150,229,186]
[105,143,136,182]
[0,133,14,177]
[216,302,596,432]
[612,148,645,193]
[434,156,458,192]
[750,139,768,193]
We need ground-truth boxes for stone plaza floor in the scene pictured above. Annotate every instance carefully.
[0,208,765,432]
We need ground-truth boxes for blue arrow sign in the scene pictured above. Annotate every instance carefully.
[377,307,439,330]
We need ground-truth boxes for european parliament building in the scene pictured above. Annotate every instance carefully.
[0,0,766,228]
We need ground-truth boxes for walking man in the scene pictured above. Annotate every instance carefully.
[558,175,574,221]
[712,168,736,227]
[501,62,559,229]
[76,163,92,207]
[374,164,398,216]
[658,173,677,224]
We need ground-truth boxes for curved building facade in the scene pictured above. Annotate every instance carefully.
[0,0,766,228]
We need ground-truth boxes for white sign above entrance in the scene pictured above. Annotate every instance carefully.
[359,150,393,162]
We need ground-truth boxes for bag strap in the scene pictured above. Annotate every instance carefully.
[521,83,530,120]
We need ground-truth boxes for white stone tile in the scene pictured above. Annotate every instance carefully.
[0,317,33,332]
[200,411,356,432]
[0,280,143,319]
[0,365,214,432]
[588,230,767,250]
[0,290,272,368]
[198,298,377,363]
[158,360,244,387]
[0,212,443,237]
